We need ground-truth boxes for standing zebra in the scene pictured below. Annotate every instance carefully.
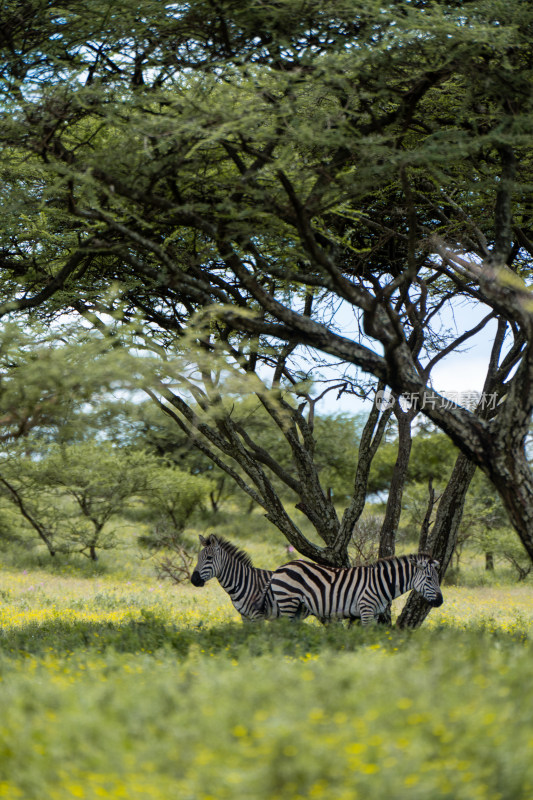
[257,553,443,625]
[190,534,278,621]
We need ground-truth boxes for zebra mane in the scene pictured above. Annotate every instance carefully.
[375,552,433,566]
[207,535,254,569]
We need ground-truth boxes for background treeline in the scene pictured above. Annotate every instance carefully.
[1,322,528,583]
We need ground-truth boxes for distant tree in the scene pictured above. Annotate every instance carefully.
[465,472,531,581]
[129,398,369,511]
[126,398,263,512]
[369,429,459,495]
[137,465,214,584]
[2,0,533,627]
[313,413,367,504]
[475,528,531,581]
[0,457,60,557]
[1,443,156,560]
[43,442,165,560]
[137,465,213,549]
[1,439,213,561]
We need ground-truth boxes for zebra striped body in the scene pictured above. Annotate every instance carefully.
[191,534,277,621]
[260,553,443,625]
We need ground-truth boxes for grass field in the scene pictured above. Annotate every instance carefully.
[1,530,533,800]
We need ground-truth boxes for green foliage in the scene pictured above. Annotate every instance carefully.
[475,527,532,581]
[0,498,29,549]
[0,320,167,448]
[400,481,439,544]
[138,465,213,547]
[0,323,112,443]
[0,548,532,800]
[368,430,458,495]
[124,399,366,506]
[312,413,365,502]
[446,469,529,577]
[0,443,154,558]
[3,0,531,273]
[43,440,152,495]
[0,436,215,563]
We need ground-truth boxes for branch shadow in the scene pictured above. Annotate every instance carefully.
[0,612,400,660]
[1,611,526,661]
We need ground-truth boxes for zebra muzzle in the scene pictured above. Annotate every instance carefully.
[429,592,444,608]
[191,572,205,587]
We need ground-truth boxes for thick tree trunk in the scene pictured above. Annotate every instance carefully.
[397,452,476,629]
[488,448,533,563]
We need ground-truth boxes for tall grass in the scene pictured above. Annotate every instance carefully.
[1,521,532,799]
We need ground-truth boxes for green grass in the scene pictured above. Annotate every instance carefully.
[1,529,533,800]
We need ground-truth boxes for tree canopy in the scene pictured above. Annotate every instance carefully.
[1,0,533,579]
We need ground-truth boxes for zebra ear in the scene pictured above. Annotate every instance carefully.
[415,554,439,569]
[199,535,208,546]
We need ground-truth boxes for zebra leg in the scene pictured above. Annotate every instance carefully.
[278,596,307,619]
[376,605,392,626]
[347,616,361,627]
[293,602,309,621]
[360,607,378,626]
[241,614,262,623]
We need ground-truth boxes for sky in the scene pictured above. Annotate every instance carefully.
[316,299,498,416]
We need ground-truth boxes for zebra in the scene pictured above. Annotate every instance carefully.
[256,553,443,625]
[190,534,278,621]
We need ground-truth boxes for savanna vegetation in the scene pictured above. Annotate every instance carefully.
[1,0,533,796]
[1,512,533,800]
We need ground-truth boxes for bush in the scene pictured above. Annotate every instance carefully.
[474,527,532,581]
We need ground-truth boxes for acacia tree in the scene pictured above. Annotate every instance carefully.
[0,442,153,559]
[1,1,533,611]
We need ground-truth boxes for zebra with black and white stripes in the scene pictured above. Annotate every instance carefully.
[190,534,279,621]
[257,553,443,625]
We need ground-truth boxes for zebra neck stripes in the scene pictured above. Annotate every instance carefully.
[217,556,248,592]
[191,534,274,621]
[375,557,415,600]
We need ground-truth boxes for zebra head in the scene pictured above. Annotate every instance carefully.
[190,534,222,587]
[409,554,443,607]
